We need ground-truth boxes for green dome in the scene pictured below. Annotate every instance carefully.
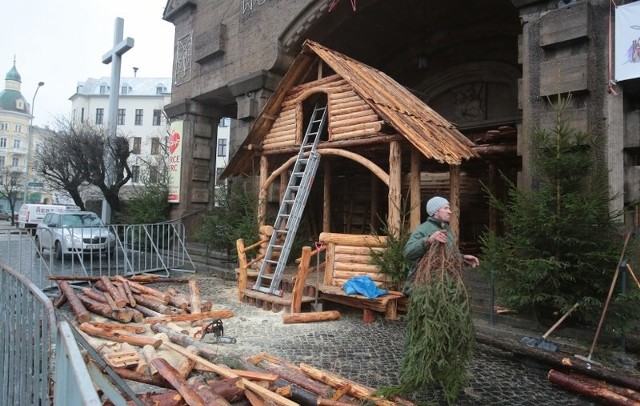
[0,89,27,112]
[5,65,21,82]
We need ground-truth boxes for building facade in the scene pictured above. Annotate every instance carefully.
[160,0,640,236]
[0,61,50,211]
[70,76,173,192]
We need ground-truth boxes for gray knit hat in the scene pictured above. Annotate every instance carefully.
[426,196,449,216]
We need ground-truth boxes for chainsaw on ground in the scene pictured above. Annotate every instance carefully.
[200,319,237,344]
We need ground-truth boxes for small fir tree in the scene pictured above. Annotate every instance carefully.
[479,94,638,330]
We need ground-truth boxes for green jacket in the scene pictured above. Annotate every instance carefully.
[402,216,458,295]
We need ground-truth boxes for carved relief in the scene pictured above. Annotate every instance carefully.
[175,32,193,86]
[452,83,486,123]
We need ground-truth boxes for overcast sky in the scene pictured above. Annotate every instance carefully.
[2,0,174,127]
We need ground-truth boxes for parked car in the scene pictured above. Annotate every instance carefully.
[35,211,116,260]
[17,204,80,235]
[0,210,11,221]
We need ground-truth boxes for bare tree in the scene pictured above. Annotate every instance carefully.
[35,118,132,213]
[36,126,88,210]
[0,168,25,225]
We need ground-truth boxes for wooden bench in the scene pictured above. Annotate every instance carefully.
[317,232,404,323]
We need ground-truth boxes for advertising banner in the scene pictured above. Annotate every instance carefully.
[168,120,183,203]
[615,1,640,81]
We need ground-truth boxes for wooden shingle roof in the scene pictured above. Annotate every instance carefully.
[222,40,477,178]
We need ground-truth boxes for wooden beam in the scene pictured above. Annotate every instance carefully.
[388,140,401,237]
[449,165,460,243]
[409,149,421,230]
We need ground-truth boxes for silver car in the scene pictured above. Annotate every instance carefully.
[35,211,116,260]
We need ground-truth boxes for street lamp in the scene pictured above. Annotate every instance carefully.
[22,81,45,204]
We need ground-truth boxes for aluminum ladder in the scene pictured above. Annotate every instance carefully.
[253,102,328,295]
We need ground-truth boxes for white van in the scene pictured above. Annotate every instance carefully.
[17,204,80,234]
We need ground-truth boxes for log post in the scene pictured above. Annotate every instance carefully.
[57,281,91,323]
[449,164,460,243]
[323,164,331,233]
[409,149,421,230]
[116,276,170,302]
[237,238,248,301]
[290,246,312,313]
[387,140,401,237]
[258,155,269,228]
[121,280,137,307]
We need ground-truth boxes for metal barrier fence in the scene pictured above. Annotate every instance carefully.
[0,220,197,404]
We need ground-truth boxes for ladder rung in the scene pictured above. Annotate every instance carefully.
[264,259,278,265]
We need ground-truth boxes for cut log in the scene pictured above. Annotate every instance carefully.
[185,377,233,405]
[300,363,415,406]
[103,292,119,311]
[111,366,172,388]
[248,353,335,398]
[121,280,137,307]
[100,276,127,308]
[77,295,133,323]
[134,294,173,315]
[135,304,163,318]
[53,293,67,308]
[317,399,357,406]
[79,323,162,348]
[476,332,640,391]
[117,276,171,301]
[548,369,640,406]
[103,390,186,406]
[88,321,146,334]
[189,280,202,314]
[283,311,341,324]
[161,340,299,406]
[193,363,278,382]
[142,345,160,376]
[150,323,223,361]
[81,287,108,303]
[197,376,245,403]
[57,281,91,323]
[150,357,207,406]
[143,310,234,324]
[175,345,199,379]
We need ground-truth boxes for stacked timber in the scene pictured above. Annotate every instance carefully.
[53,275,413,406]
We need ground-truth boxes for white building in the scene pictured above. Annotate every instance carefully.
[69,76,172,187]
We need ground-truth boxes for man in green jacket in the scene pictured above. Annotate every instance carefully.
[402,196,479,295]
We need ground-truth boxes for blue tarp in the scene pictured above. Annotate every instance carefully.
[342,275,388,299]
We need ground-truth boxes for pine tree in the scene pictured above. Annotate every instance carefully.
[480,94,639,330]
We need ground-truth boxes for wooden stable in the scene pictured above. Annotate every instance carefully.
[223,40,515,320]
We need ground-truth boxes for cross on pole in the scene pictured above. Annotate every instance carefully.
[101,17,134,224]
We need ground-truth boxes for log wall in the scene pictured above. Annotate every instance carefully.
[262,74,381,151]
[319,232,388,287]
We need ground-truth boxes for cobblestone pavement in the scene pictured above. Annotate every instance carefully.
[172,275,597,406]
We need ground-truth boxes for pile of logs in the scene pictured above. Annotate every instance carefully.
[51,275,414,406]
